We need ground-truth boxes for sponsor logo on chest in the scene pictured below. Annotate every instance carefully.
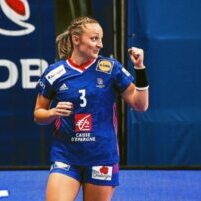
[72,114,96,142]
[75,114,92,132]
[96,60,114,74]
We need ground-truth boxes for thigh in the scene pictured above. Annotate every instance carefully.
[83,183,115,201]
[46,161,82,201]
[46,173,81,201]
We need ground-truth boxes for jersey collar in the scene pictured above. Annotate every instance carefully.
[67,58,96,73]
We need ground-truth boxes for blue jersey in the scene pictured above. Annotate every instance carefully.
[36,56,134,166]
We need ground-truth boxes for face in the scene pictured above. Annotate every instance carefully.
[73,23,103,60]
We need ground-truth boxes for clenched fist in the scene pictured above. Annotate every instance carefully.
[128,47,144,68]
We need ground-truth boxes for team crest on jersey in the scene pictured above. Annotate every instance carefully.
[75,114,92,132]
[96,78,105,88]
[96,60,114,74]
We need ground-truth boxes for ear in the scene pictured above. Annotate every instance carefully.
[71,34,80,45]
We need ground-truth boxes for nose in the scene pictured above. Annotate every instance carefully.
[97,40,103,48]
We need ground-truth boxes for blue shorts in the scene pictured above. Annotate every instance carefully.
[50,161,119,186]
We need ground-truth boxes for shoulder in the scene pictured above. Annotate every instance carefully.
[43,60,67,84]
[97,55,121,65]
[45,60,66,73]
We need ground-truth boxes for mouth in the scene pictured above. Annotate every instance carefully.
[93,50,100,54]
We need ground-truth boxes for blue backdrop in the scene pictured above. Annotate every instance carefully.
[127,0,201,166]
[0,0,55,165]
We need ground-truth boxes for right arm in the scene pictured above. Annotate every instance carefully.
[34,94,73,125]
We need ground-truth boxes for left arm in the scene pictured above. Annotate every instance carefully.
[122,83,148,111]
[121,47,149,112]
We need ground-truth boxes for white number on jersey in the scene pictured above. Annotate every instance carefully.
[79,89,87,107]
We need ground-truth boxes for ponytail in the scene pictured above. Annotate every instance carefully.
[56,29,72,59]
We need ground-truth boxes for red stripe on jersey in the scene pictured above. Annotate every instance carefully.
[113,103,118,135]
[67,58,95,71]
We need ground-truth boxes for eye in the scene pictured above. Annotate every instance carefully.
[91,36,98,41]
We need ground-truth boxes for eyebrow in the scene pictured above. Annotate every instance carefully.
[91,33,103,36]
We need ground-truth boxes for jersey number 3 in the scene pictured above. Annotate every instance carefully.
[79,89,87,107]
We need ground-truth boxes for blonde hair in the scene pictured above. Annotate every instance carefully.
[56,16,99,59]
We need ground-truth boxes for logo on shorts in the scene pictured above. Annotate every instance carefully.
[92,166,113,181]
[51,161,70,171]
[0,0,35,36]
[96,60,114,74]
[75,114,92,132]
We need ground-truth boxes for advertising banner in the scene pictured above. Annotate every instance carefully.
[0,0,55,165]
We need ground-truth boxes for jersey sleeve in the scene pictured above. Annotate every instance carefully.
[35,68,56,99]
[113,61,134,93]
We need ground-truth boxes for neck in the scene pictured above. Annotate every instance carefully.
[70,52,90,66]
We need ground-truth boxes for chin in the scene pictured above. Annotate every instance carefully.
[92,54,99,59]
[85,53,99,60]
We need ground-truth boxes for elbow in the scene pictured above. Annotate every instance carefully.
[34,111,39,124]
[34,117,48,125]
[133,102,149,112]
[34,114,41,125]
[34,116,40,124]
[33,111,45,125]
[137,104,149,112]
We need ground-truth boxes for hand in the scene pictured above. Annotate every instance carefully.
[128,47,144,68]
[52,101,73,117]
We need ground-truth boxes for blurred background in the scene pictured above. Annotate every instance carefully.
[0,0,201,169]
